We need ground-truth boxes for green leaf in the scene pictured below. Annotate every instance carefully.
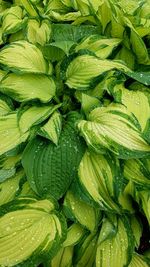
[50,40,75,55]
[0,73,56,103]
[78,103,150,159]
[22,115,86,200]
[52,23,100,42]
[0,40,51,74]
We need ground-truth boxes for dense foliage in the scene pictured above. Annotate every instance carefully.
[0,0,150,266]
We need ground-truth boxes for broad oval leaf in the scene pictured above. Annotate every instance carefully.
[0,197,66,266]
[22,115,86,200]
[0,73,56,103]
[0,40,51,74]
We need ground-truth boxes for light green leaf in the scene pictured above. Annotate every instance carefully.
[75,35,121,59]
[0,113,29,156]
[0,40,51,74]
[63,223,86,247]
[78,149,121,211]
[0,197,66,266]
[0,153,21,183]
[18,105,60,134]
[124,158,150,188]
[0,98,12,115]
[39,111,62,145]
[129,253,149,267]
[65,54,130,90]
[64,190,101,231]
[27,19,52,46]
[74,232,98,267]
[81,93,101,115]
[78,103,150,158]
[2,6,27,35]
[0,169,24,206]
[96,217,132,267]
[21,0,38,16]
[0,73,56,102]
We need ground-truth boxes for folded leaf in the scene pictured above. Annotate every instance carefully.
[75,35,121,59]
[124,158,150,188]
[2,6,27,35]
[65,54,130,90]
[18,104,60,133]
[39,111,62,145]
[78,103,150,158]
[96,217,133,267]
[78,149,121,211]
[27,19,52,46]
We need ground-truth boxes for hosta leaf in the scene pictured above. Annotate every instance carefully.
[0,73,56,103]
[0,169,24,206]
[65,54,130,90]
[39,111,62,145]
[0,197,66,266]
[78,103,150,159]
[64,190,101,231]
[18,104,60,134]
[74,232,98,267]
[96,217,133,267]
[27,19,52,46]
[129,253,149,267]
[50,246,73,267]
[0,153,21,183]
[22,114,86,200]
[50,40,75,55]
[63,223,86,247]
[0,113,29,156]
[78,149,121,212]
[2,6,27,35]
[52,24,100,42]
[0,97,12,115]
[124,158,150,188]
[75,35,121,59]
[20,0,38,16]
[0,40,51,74]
